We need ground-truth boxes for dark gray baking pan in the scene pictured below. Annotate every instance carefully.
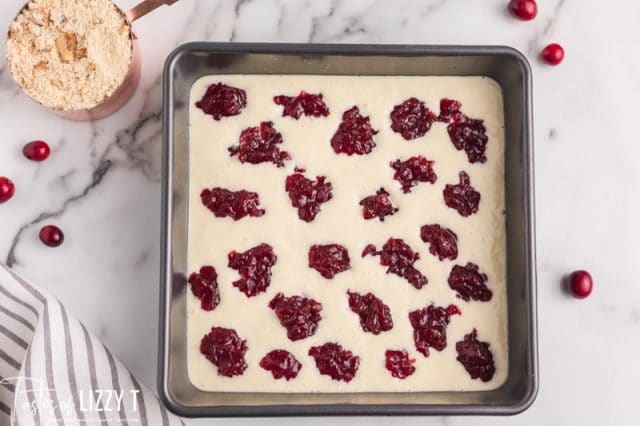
[159,42,537,417]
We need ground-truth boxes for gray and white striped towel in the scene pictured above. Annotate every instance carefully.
[0,263,183,425]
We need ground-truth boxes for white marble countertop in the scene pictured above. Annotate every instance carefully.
[1,0,638,424]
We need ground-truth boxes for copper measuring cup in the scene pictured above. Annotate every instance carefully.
[9,0,178,121]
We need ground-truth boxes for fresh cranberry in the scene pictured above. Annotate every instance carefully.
[308,342,360,382]
[437,98,463,123]
[420,224,458,261]
[269,292,323,341]
[200,187,265,220]
[0,177,15,203]
[447,116,488,164]
[273,91,330,119]
[39,225,64,247]
[448,262,492,302]
[228,243,276,297]
[390,156,437,193]
[229,121,290,167]
[259,350,302,380]
[385,349,416,379]
[188,266,220,311]
[347,291,393,334]
[330,106,378,155]
[308,244,351,279]
[569,270,593,298]
[199,327,248,377]
[362,238,428,289]
[23,140,50,161]
[360,188,398,221]
[508,0,537,20]
[541,43,565,65]
[195,82,247,120]
[455,329,495,382]
[285,171,333,222]
[409,304,460,357]
[390,97,437,140]
[443,171,480,217]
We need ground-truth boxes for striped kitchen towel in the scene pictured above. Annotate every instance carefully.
[0,263,184,425]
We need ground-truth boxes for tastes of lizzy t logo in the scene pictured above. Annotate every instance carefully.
[1,376,140,423]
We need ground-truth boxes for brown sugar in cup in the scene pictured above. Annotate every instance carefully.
[6,0,140,120]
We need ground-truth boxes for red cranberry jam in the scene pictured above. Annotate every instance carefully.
[437,98,463,123]
[188,265,220,311]
[0,177,15,203]
[347,291,393,335]
[228,243,277,297]
[385,349,416,379]
[390,97,437,140]
[285,170,333,222]
[39,225,64,247]
[330,106,378,155]
[200,327,248,377]
[259,350,302,380]
[455,329,495,382]
[200,187,265,221]
[229,121,290,167]
[409,304,460,357]
[308,244,351,279]
[420,224,458,261]
[196,82,247,120]
[360,188,398,221]
[23,140,51,161]
[308,342,360,382]
[269,292,323,341]
[273,91,330,119]
[362,238,427,289]
[448,262,492,302]
[443,171,480,217]
[390,156,437,193]
[447,115,488,164]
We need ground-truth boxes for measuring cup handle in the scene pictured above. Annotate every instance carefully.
[126,0,178,23]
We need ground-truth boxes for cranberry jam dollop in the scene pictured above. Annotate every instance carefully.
[188,265,220,311]
[390,97,437,140]
[200,327,248,377]
[438,98,489,164]
[330,106,378,155]
[308,244,351,279]
[196,82,247,120]
[269,292,323,341]
[408,304,460,357]
[362,238,428,289]
[200,187,265,221]
[420,224,458,261]
[228,243,277,297]
[360,188,398,221]
[448,262,492,302]
[385,349,416,379]
[308,342,360,382]
[229,121,290,167]
[347,291,393,335]
[443,171,480,217]
[390,156,437,193]
[273,91,330,119]
[259,350,302,380]
[285,169,333,222]
[455,329,495,382]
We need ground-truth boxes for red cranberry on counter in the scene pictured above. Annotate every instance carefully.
[0,177,15,203]
[508,0,537,21]
[23,140,51,161]
[569,270,593,299]
[541,43,564,65]
[39,225,64,247]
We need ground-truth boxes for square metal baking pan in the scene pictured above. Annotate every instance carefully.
[159,42,537,417]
